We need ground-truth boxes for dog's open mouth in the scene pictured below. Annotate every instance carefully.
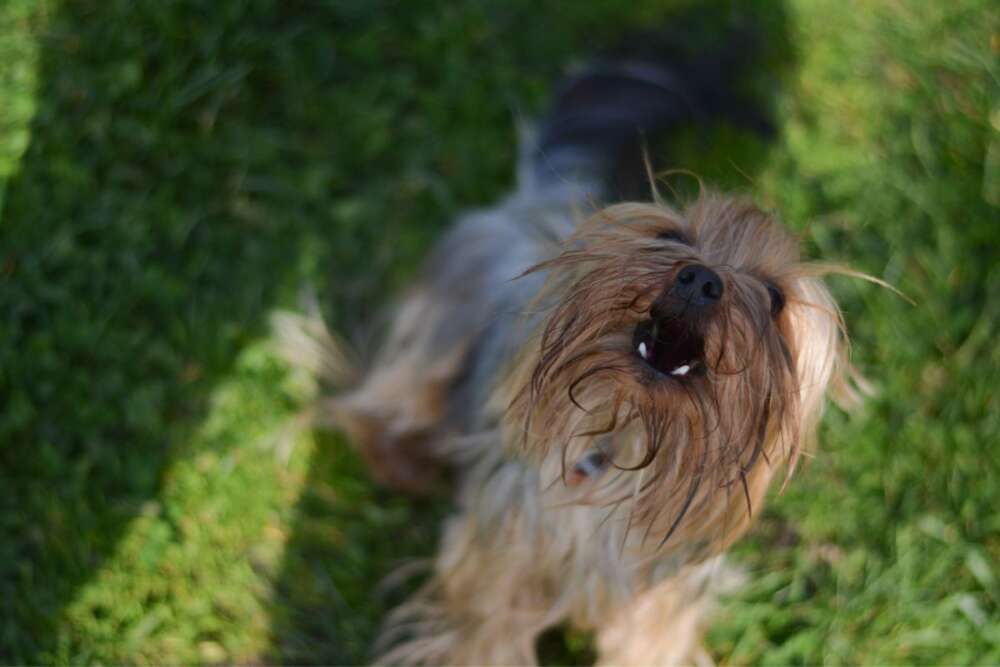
[632,316,706,378]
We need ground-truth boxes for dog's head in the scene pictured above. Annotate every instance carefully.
[506,192,865,553]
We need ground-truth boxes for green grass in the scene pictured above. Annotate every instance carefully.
[1,0,996,664]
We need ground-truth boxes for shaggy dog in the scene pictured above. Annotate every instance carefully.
[275,36,871,666]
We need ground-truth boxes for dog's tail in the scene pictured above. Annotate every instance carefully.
[270,297,456,492]
[529,27,771,199]
[271,303,357,391]
[269,302,362,460]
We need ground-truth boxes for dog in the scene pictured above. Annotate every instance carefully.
[274,36,870,666]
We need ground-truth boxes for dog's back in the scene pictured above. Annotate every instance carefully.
[278,36,767,490]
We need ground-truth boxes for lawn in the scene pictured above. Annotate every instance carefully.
[0,0,996,664]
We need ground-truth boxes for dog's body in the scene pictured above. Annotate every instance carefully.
[277,43,864,666]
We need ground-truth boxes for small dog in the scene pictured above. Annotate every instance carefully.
[276,39,868,666]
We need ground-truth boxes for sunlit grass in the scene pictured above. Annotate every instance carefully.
[0,0,47,202]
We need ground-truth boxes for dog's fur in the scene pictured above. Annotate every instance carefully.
[274,41,868,666]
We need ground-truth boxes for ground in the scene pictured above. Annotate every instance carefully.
[1,0,997,664]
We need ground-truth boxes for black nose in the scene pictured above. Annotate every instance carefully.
[675,264,723,305]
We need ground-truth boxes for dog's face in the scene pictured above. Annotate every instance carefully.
[506,193,860,553]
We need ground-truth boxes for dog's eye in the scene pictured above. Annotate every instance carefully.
[765,283,785,317]
[657,229,689,244]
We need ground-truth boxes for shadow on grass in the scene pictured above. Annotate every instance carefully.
[0,0,575,659]
[0,0,426,660]
[0,0,794,663]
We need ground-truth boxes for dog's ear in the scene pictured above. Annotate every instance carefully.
[783,276,869,466]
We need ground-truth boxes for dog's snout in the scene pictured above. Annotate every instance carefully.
[675,264,723,305]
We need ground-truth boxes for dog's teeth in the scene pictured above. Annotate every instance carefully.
[671,364,690,376]
[638,342,648,359]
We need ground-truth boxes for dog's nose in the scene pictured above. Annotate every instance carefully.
[675,264,723,305]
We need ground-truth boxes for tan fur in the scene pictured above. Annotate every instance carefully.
[279,192,865,665]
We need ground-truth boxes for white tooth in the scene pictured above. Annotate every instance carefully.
[638,342,648,359]
[671,364,690,376]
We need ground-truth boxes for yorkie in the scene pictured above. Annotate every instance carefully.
[275,35,868,666]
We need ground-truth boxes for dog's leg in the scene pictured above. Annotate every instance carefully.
[376,519,557,666]
[278,206,555,492]
[594,564,722,667]
[377,465,568,666]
